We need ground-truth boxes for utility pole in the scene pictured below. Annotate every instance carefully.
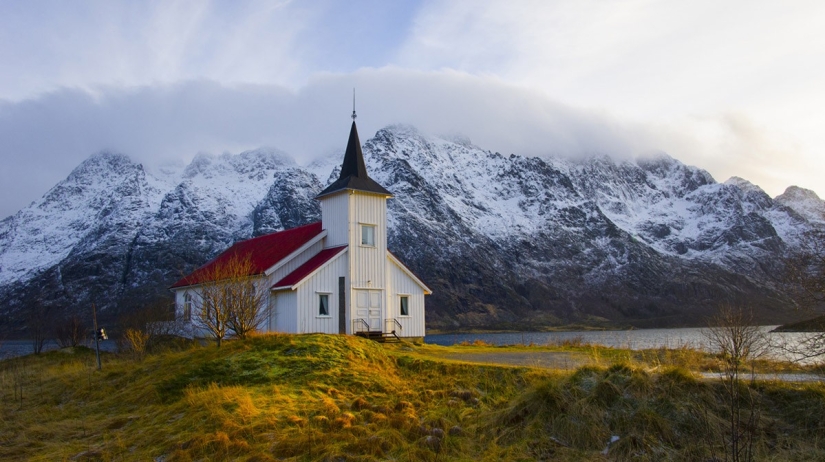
[92,303,101,371]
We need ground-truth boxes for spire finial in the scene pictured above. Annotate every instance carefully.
[351,88,357,121]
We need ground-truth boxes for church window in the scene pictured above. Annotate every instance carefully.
[319,293,330,316]
[361,224,375,246]
[183,293,192,321]
[400,295,409,316]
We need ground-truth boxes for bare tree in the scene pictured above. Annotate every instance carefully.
[785,229,825,306]
[191,253,266,347]
[779,229,825,360]
[26,300,52,355]
[704,304,768,462]
[118,298,180,354]
[226,276,267,339]
[54,314,87,348]
[0,314,6,352]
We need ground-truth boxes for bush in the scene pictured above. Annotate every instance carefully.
[123,328,150,362]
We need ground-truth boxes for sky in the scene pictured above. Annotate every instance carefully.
[1,0,824,219]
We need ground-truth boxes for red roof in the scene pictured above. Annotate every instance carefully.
[272,245,347,289]
[171,222,324,288]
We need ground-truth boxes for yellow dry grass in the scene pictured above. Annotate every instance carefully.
[0,333,823,461]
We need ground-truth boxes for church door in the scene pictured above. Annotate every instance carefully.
[355,289,382,331]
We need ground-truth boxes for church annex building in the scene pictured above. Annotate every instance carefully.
[171,119,431,340]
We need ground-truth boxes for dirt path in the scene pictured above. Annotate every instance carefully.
[442,351,590,370]
[699,372,825,382]
[442,351,825,382]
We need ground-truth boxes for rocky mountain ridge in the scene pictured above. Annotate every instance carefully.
[1,125,823,330]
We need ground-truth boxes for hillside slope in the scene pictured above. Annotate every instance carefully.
[2,335,824,461]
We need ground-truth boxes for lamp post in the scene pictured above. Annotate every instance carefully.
[92,303,101,371]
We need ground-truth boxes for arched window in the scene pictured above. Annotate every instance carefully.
[183,293,192,321]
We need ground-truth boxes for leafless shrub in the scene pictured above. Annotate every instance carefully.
[784,229,825,308]
[26,300,52,355]
[704,304,767,462]
[779,229,825,362]
[118,298,180,354]
[123,328,150,362]
[54,314,87,348]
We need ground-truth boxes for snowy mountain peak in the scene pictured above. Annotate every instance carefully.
[1,125,823,329]
[776,186,825,223]
[381,123,422,138]
[0,150,158,286]
[635,153,715,196]
[439,132,474,147]
[725,176,759,190]
[777,185,823,202]
[183,152,216,178]
[235,147,296,168]
[66,151,141,182]
[182,148,295,180]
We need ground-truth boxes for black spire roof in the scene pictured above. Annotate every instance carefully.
[316,121,392,198]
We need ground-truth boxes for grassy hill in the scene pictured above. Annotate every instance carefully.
[2,334,825,461]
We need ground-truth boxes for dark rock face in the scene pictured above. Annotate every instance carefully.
[252,169,322,236]
[1,126,823,330]
[360,130,804,329]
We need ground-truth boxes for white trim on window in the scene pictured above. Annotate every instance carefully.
[183,292,193,321]
[399,294,410,317]
[317,292,332,317]
[360,224,376,247]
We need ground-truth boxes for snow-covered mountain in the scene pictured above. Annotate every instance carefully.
[1,125,823,330]
[775,186,825,225]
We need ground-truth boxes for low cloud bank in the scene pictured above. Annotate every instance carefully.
[0,68,818,219]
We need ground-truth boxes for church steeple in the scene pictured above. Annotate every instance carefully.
[316,120,392,198]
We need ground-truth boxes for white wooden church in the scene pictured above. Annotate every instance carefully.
[171,118,430,340]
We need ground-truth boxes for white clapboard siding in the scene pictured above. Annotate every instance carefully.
[252,277,273,332]
[272,291,298,333]
[295,252,348,334]
[349,193,387,289]
[387,256,426,338]
[176,277,273,332]
[321,192,349,247]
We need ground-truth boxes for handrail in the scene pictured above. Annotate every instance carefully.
[385,318,403,334]
[353,318,370,333]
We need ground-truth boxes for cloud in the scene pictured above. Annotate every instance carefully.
[397,1,825,198]
[666,113,813,195]
[0,69,643,218]
[0,67,822,220]
[399,1,825,117]
[0,0,420,102]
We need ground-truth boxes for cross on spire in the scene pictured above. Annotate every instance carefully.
[351,88,357,121]
[315,96,393,199]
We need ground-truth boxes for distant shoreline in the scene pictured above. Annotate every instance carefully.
[773,314,825,332]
